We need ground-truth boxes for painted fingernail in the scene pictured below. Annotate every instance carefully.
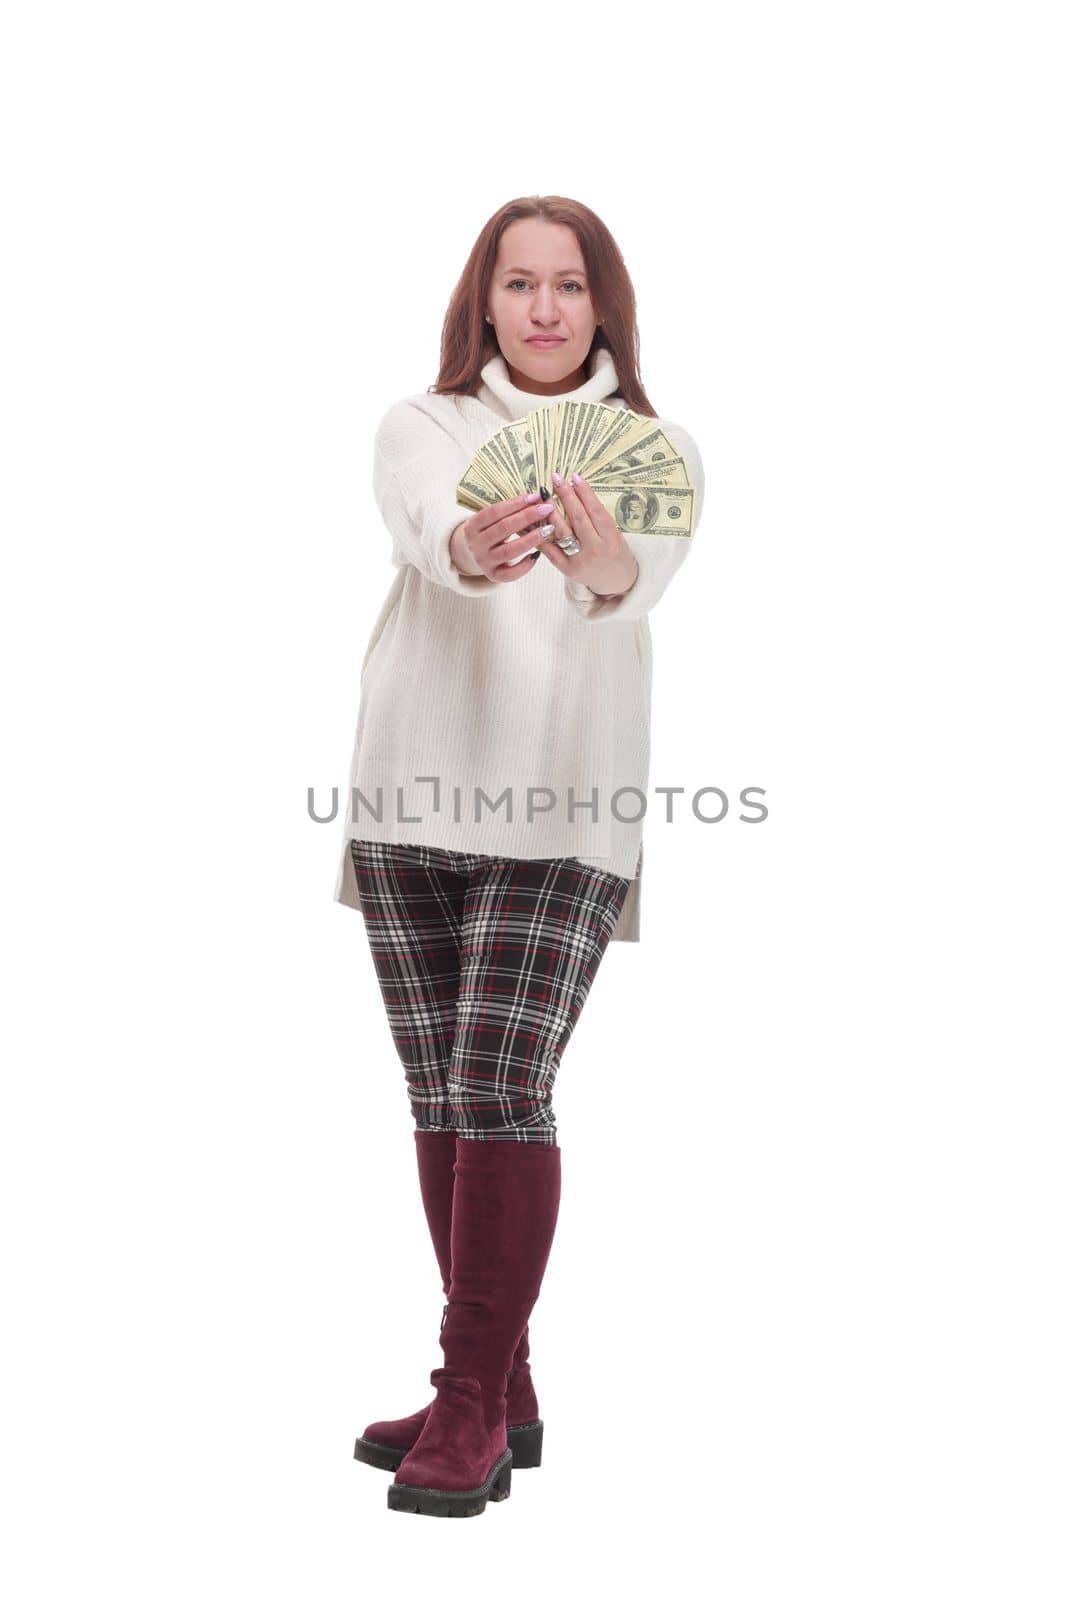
[572,471,584,485]
[525,491,540,502]
[551,470,563,486]
[529,550,541,561]
[539,485,551,500]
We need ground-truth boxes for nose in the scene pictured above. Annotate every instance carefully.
[531,282,562,325]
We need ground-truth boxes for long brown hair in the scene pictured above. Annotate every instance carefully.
[430,195,656,418]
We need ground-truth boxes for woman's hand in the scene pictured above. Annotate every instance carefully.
[535,472,640,598]
[450,493,555,583]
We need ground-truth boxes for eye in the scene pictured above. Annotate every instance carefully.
[505,279,585,293]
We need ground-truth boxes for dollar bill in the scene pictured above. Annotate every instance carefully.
[457,399,693,534]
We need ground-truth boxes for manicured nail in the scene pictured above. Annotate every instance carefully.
[529,550,541,561]
[539,484,551,500]
[572,471,584,485]
[551,470,563,486]
[525,491,540,502]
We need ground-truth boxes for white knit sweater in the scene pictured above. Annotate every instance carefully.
[333,344,705,942]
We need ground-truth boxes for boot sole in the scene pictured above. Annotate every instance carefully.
[387,1448,512,1516]
[355,1418,542,1472]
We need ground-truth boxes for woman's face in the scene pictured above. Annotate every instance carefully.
[486,218,599,395]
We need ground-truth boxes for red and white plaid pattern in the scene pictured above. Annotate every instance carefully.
[349,841,630,1145]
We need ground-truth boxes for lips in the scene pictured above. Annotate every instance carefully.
[526,336,565,346]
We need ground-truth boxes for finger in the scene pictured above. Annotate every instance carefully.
[464,504,544,565]
[550,472,600,545]
[476,492,544,534]
[489,533,549,581]
[569,474,612,539]
[504,519,555,562]
[484,501,555,553]
[535,537,569,575]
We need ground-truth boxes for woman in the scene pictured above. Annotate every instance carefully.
[335,195,705,1516]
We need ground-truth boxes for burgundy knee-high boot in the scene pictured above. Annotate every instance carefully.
[387,1137,562,1517]
[353,1131,543,1472]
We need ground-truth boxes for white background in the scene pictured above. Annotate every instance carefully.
[3,2,1064,1593]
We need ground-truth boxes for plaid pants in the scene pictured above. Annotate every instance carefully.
[349,840,631,1145]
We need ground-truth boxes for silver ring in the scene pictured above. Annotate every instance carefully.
[557,534,581,555]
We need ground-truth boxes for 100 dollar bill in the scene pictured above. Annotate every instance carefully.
[550,481,695,538]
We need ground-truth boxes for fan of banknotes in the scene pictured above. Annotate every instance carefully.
[456,399,694,563]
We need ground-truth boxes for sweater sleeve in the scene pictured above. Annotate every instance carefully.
[372,399,496,597]
[562,419,705,623]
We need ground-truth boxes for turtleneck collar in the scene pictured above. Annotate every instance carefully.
[475,343,622,422]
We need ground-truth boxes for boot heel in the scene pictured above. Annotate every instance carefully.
[506,1418,544,1469]
[488,1455,512,1502]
